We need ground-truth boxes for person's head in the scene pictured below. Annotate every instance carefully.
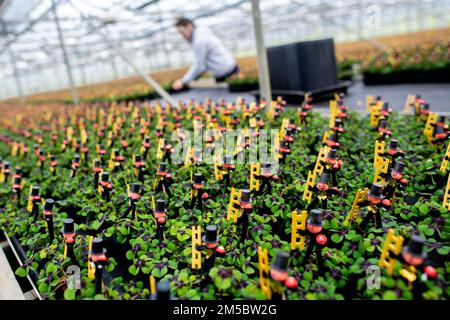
[175,17,194,41]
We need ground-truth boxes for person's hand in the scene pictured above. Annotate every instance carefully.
[172,79,184,91]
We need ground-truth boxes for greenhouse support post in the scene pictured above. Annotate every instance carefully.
[251,0,272,101]
[51,0,79,105]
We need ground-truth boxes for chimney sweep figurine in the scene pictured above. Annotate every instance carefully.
[43,199,55,242]
[269,251,298,300]
[298,106,309,126]
[98,172,113,202]
[298,209,328,274]
[49,154,57,175]
[324,133,340,149]
[195,225,225,275]
[161,139,174,165]
[319,149,342,187]
[237,189,252,243]
[357,183,392,232]
[382,161,408,199]
[62,218,76,263]
[306,172,341,211]
[397,235,438,299]
[432,125,449,146]
[28,186,41,221]
[218,154,235,187]
[37,150,46,170]
[284,128,295,148]
[153,199,167,240]
[279,140,291,164]
[112,149,125,171]
[377,120,392,141]
[97,144,107,165]
[89,238,108,295]
[133,154,148,182]
[92,159,102,189]
[70,154,81,177]
[120,183,141,220]
[380,102,393,120]
[190,173,209,211]
[154,162,173,198]
[330,119,345,140]
[256,162,279,195]
[1,161,10,183]
[151,281,173,300]
[378,139,406,173]
[12,176,23,204]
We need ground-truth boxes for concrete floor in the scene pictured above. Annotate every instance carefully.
[166,81,450,114]
[0,246,24,300]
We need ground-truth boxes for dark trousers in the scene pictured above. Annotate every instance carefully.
[215,65,239,82]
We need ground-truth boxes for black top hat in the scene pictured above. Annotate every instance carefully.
[327,149,338,159]
[318,172,329,184]
[43,199,54,211]
[3,161,10,169]
[144,136,150,143]
[368,183,383,199]
[308,209,323,227]
[224,154,232,164]
[334,119,343,127]
[63,218,75,234]
[271,251,289,273]
[135,154,142,162]
[255,115,261,120]
[193,173,203,184]
[50,154,56,161]
[90,238,106,256]
[280,140,289,148]
[240,189,251,203]
[39,150,44,156]
[285,128,293,136]
[403,234,427,260]
[130,183,141,194]
[378,120,387,129]
[437,115,446,123]
[202,225,219,244]
[94,159,101,167]
[99,144,105,150]
[156,162,166,174]
[328,133,337,141]
[13,176,21,185]
[422,103,430,110]
[388,139,398,150]
[382,102,389,111]
[151,281,172,300]
[101,171,109,182]
[31,185,40,196]
[114,149,120,156]
[436,126,445,134]
[73,154,80,162]
[393,161,406,173]
[155,199,165,213]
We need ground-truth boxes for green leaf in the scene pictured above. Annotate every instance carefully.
[15,267,27,277]
[64,288,76,300]
[418,204,429,214]
[214,277,231,290]
[331,233,343,243]
[126,251,134,260]
[128,265,138,276]
[382,290,397,300]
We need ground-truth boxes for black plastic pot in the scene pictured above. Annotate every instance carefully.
[363,68,450,85]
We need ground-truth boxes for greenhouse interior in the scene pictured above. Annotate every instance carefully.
[0,0,449,306]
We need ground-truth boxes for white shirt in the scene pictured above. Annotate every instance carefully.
[182,27,237,84]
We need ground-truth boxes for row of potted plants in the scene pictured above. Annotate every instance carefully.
[0,95,448,300]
